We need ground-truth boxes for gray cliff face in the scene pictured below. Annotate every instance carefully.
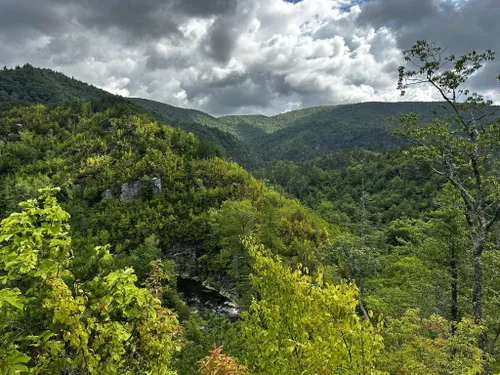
[166,245,200,280]
[100,177,162,201]
[151,177,162,195]
[120,180,143,201]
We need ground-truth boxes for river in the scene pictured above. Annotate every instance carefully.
[176,277,241,320]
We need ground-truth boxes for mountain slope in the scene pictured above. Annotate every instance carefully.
[0,64,111,103]
[130,98,263,169]
[128,98,500,163]
[0,65,262,169]
[0,98,333,298]
[220,102,500,161]
[252,102,440,161]
[130,97,220,128]
[4,65,498,166]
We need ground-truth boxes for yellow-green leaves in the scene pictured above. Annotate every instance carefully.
[380,309,487,375]
[0,187,71,282]
[0,288,24,310]
[0,189,182,374]
[240,239,385,375]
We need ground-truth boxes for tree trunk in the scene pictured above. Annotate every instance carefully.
[358,276,368,318]
[473,230,488,373]
[450,243,459,324]
[473,233,485,324]
[449,241,459,361]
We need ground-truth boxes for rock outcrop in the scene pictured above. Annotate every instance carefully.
[101,189,113,199]
[151,177,162,195]
[120,180,143,201]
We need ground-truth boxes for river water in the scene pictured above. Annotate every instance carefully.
[176,277,241,320]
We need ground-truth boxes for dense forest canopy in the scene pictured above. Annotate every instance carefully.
[1,40,500,375]
[0,64,110,104]
[133,96,499,163]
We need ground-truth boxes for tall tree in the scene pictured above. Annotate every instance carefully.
[426,186,471,324]
[396,40,500,360]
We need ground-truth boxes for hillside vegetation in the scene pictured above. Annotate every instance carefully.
[0,97,343,373]
[6,65,497,166]
[0,64,110,104]
[130,98,263,169]
[2,53,500,374]
[132,97,499,163]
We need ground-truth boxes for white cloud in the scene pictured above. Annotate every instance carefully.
[0,0,498,115]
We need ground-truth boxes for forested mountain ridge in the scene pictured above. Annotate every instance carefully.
[250,102,438,161]
[4,64,498,166]
[0,98,331,289]
[2,50,500,374]
[220,102,499,160]
[4,97,490,375]
[0,65,263,169]
[131,97,500,163]
[130,98,263,169]
[0,64,110,103]
[127,96,450,162]
[130,97,221,128]
[0,97,339,373]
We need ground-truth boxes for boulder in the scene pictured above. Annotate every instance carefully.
[120,180,143,201]
[151,177,162,195]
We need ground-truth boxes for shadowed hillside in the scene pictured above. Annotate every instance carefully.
[0,64,111,104]
[130,98,264,169]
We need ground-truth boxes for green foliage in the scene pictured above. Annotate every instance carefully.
[0,189,182,374]
[381,309,487,375]
[0,98,335,336]
[172,315,241,375]
[131,96,497,165]
[396,40,500,362]
[254,148,444,227]
[2,57,500,374]
[0,64,111,104]
[130,98,263,170]
[239,239,385,375]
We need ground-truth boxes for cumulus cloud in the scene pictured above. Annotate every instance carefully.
[0,0,498,115]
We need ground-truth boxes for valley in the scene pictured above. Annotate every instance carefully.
[1,54,500,375]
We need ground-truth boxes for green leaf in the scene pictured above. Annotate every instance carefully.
[0,289,24,310]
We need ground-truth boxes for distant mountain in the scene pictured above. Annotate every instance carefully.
[130,99,500,163]
[0,64,111,104]
[129,98,263,170]
[243,102,445,161]
[0,66,262,169]
[2,65,498,166]
[129,98,220,128]
[219,102,499,161]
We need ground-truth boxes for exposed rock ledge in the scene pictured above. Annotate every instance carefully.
[101,176,162,201]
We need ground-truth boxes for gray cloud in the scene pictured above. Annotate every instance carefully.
[200,0,256,63]
[357,0,500,99]
[175,0,237,17]
[202,20,240,63]
[357,0,449,29]
[0,0,498,115]
[0,0,64,34]
[39,35,92,65]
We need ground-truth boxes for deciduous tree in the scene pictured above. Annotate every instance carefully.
[240,239,385,375]
[396,40,500,360]
[0,188,182,374]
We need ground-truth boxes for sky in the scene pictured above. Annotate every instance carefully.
[0,0,498,115]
